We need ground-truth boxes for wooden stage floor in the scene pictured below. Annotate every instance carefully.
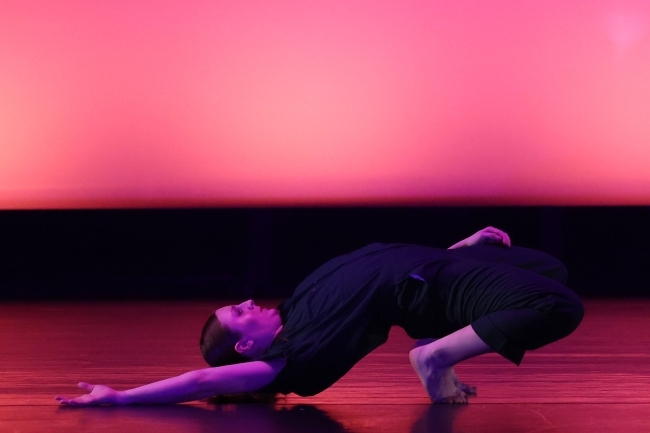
[1,299,648,432]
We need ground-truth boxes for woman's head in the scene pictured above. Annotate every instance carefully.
[200,299,283,366]
[200,313,246,366]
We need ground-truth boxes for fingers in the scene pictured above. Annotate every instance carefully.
[478,232,503,245]
[78,382,95,391]
[482,227,511,247]
[55,382,97,406]
[495,228,511,247]
[55,395,92,406]
[55,396,79,406]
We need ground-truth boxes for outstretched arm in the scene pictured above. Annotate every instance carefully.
[55,359,285,406]
[448,227,511,250]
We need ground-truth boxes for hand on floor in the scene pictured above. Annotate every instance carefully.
[55,382,121,406]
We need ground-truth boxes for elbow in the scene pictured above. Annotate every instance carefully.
[183,370,212,395]
[188,370,211,393]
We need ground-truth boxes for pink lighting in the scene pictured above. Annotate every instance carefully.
[1,0,649,208]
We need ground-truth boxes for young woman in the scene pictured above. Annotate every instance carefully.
[56,227,584,405]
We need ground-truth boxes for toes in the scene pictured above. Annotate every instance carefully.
[456,382,478,396]
[434,389,468,404]
[435,395,468,404]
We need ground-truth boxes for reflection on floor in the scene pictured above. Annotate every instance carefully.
[0,299,648,432]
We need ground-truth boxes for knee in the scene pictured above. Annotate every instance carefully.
[551,293,584,338]
[551,262,569,285]
[540,257,569,285]
[566,296,584,330]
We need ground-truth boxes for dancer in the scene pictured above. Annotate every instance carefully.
[56,227,583,405]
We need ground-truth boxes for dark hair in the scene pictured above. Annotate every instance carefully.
[200,313,247,367]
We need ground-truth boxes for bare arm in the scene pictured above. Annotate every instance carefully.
[448,227,511,250]
[55,359,285,406]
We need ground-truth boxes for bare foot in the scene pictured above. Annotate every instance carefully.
[449,368,477,396]
[413,339,478,397]
[409,345,468,404]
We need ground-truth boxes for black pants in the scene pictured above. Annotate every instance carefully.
[427,244,584,365]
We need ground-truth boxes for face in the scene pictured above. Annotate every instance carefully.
[215,300,282,358]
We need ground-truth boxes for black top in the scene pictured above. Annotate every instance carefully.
[258,243,465,396]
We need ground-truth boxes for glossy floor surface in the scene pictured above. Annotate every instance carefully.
[1,299,648,432]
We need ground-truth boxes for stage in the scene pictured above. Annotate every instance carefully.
[1,299,648,432]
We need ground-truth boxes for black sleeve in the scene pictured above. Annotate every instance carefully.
[446,244,568,284]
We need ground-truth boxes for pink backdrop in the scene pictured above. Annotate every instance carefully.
[1,0,649,208]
